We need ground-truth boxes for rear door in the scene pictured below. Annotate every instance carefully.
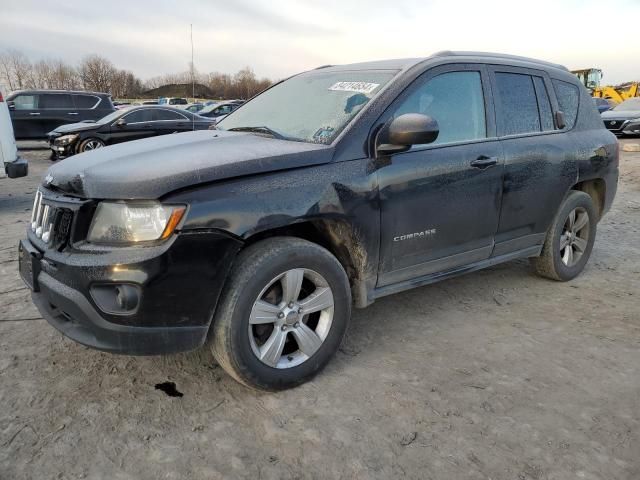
[489,66,578,256]
[38,93,75,135]
[376,64,505,286]
[153,108,190,134]
[8,93,40,139]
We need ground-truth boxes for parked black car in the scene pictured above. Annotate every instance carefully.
[197,102,239,119]
[7,90,115,139]
[47,105,215,158]
[601,98,640,136]
[20,52,618,391]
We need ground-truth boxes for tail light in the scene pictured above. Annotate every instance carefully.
[0,91,4,102]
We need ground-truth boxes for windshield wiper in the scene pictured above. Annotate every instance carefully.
[227,126,288,140]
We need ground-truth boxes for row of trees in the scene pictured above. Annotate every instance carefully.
[0,49,272,100]
[145,65,273,100]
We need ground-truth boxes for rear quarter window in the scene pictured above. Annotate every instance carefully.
[73,95,99,109]
[552,79,580,130]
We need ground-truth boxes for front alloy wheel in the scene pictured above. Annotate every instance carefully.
[249,269,334,369]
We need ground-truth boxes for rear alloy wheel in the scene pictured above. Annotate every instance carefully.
[559,207,590,267]
[210,237,351,391]
[531,190,597,281]
[78,138,105,153]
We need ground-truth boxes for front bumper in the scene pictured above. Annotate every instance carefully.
[21,230,243,355]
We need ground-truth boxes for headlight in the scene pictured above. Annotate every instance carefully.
[54,134,79,146]
[87,202,186,245]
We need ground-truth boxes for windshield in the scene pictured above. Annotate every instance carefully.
[199,104,220,114]
[613,98,640,111]
[98,110,125,124]
[217,70,396,143]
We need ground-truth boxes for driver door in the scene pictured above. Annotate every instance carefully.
[376,64,505,287]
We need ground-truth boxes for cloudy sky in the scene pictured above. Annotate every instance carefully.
[3,0,639,83]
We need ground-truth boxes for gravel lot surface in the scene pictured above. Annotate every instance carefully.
[1,140,639,480]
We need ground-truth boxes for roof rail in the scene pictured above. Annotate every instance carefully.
[431,51,569,72]
[314,64,334,70]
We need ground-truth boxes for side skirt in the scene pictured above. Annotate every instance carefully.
[370,245,542,302]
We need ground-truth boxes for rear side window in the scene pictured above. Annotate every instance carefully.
[73,94,99,109]
[154,109,187,121]
[552,79,580,129]
[394,71,486,145]
[40,94,73,109]
[495,73,540,135]
[12,95,38,109]
[532,77,554,131]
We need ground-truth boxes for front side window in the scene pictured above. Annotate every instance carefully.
[552,79,580,129]
[393,71,486,146]
[495,73,541,135]
[12,94,38,110]
[218,70,396,144]
[39,94,73,109]
[122,109,154,123]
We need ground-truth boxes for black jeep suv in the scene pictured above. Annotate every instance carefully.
[19,52,618,391]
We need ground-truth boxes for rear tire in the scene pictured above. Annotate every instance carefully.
[210,237,351,391]
[531,190,597,281]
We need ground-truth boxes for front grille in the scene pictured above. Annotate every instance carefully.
[30,190,73,248]
[604,119,627,132]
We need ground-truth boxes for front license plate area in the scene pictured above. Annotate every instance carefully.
[18,240,41,292]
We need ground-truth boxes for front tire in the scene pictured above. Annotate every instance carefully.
[210,237,351,391]
[531,190,597,281]
[77,138,105,153]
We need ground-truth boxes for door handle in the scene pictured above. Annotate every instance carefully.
[470,155,498,169]
[68,112,78,115]
[29,112,41,116]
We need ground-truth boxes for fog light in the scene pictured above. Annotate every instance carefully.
[90,283,141,315]
[115,285,138,310]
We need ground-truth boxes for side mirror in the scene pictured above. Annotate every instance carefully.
[377,113,439,154]
[115,118,127,127]
[7,101,15,110]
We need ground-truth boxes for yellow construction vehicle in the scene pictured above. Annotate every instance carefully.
[571,68,639,103]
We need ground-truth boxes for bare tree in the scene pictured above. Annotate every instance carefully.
[78,54,115,92]
[0,49,32,91]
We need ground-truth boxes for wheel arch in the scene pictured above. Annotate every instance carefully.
[572,178,606,220]
[243,219,371,308]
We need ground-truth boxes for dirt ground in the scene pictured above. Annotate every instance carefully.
[0,140,639,480]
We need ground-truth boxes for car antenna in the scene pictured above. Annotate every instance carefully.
[191,23,195,131]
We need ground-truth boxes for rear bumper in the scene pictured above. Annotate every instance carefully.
[5,156,28,178]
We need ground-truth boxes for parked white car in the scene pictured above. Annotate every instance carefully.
[0,89,27,178]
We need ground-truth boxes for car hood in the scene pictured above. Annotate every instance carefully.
[44,130,331,199]
[601,109,640,120]
[50,122,101,135]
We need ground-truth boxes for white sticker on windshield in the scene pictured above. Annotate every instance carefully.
[329,82,380,94]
